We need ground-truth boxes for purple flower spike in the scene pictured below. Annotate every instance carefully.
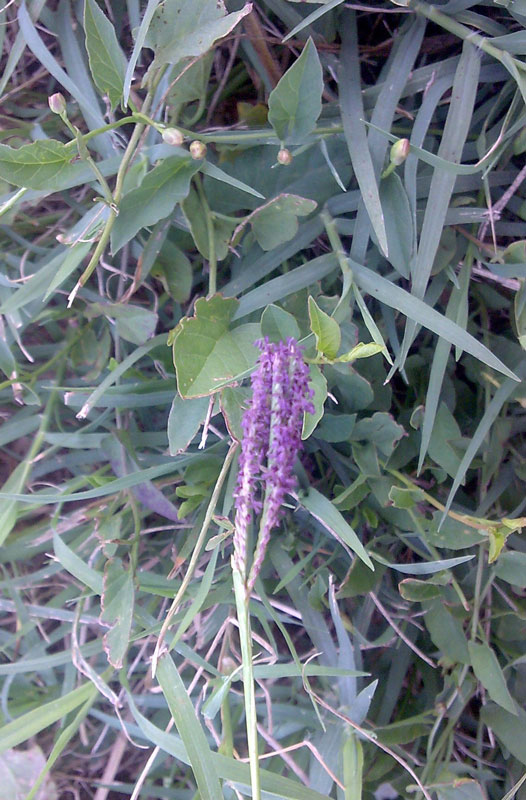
[232,337,314,587]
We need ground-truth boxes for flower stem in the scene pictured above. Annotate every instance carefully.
[232,567,261,800]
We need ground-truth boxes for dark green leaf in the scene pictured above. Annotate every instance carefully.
[100,557,134,668]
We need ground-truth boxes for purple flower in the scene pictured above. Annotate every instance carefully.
[232,338,314,587]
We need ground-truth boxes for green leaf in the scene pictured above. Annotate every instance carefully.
[182,186,236,261]
[0,140,85,190]
[398,579,443,602]
[0,682,96,753]
[268,38,323,143]
[168,395,211,455]
[308,296,341,358]
[351,412,406,457]
[84,0,126,110]
[260,304,300,342]
[302,363,327,439]
[380,172,413,278]
[343,733,363,800]
[145,0,251,71]
[173,295,260,397]
[86,302,158,345]
[111,156,200,253]
[494,550,526,588]
[468,641,517,715]
[235,194,317,251]
[220,386,249,442]
[156,654,223,800]
[424,600,469,665]
[53,530,103,594]
[300,487,374,570]
[481,704,526,766]
[100,557,134,668]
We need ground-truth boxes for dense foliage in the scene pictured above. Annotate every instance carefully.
[2,1,526,798]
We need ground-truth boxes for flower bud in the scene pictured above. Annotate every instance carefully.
[189,140,207,160]
[277,147,293,165]
[48,93,66,115]
[389,138,410,166]
[162,127,184,146]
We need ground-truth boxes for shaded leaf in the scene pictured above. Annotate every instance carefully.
[302,363,327,439]
[100,557,134,668]
[168,395,211,455]
[260,304,300,342]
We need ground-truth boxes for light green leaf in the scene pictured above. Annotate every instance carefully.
[302,363,327,439]
[268,38,323,143]
[0,140,85,190]
[156,654,223,800]
[100,557,134,668]
[84,0,126,110]
[173,295,260,397]
[308,296,341,358]
[111,156,200,253]
[235,194,317,251]
[145,0,251,70]
[468,641,517,715]
[343,734,363,800]
[300,487,374,570]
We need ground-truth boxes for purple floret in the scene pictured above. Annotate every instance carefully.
[232,337,314,587]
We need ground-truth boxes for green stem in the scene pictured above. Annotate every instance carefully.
[232,567,261,800]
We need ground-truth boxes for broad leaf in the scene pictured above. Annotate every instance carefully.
[0,140,85,190]
[168,395,211,454]
[268,38,323,143]
[308,295,341,358]
[233,194,317,251]
[145,0,252,71]
[111,156,199,252]
[84,0,126,110]
[182,187,236,261]
[260,304,301,343]
[468,641,517,715]
[302,364,327,439]
[173,295,260,397]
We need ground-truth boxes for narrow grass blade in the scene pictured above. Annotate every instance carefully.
[156,653,223,800]
[339,9,387,257]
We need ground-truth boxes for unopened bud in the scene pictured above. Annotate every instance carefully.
[189,140,207,160]
[389,138,410,166]
[48,93,66,115]
[277,147,293,165]
[162,127,184,146]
